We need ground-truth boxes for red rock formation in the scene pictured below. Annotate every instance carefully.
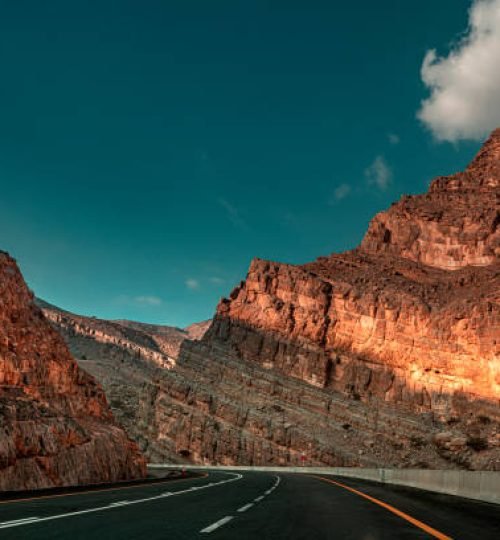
[361,128,500,269]
[212,129,499,409]
[43,129,500,471]
[214,254,498,404]
[39,302,211,462]
[191,129,499,469]
[0,253,146,491]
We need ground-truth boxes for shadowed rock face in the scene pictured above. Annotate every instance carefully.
[0,253,146,491]
[44,129,499,471]
[38,302,211,462]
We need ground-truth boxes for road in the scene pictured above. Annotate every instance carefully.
[0,470,498,539]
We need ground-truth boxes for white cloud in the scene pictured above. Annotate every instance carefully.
[185,278,200,290]
[388,133,400,145]
[209,276,225,285]
[218,198,248,230]
[418,0,500,142]
[134,295,163,306]
[365,156,392,191]
[330,183,351,202]
[114,294,163,307]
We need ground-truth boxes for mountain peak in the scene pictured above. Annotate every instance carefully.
[466,127,500,181]
[428,127,500,193]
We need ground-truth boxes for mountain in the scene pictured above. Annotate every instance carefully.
[0,253,146,491]
[45,129,499,470]
[38,300,211,462]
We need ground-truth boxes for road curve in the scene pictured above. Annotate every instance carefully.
[0,470,498,539]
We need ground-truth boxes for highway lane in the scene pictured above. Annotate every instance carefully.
[0,470,498,539]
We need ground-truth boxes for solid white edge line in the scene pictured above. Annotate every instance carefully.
[200,515,234,533]
[254,495,264,502]
[0,473,243,531]
[0,517,39,525]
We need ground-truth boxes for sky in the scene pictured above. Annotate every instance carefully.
[1,0,499,327]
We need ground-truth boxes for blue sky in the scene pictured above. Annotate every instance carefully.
[0,0,494,327]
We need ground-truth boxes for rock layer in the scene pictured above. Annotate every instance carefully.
[0,253,146,491]
[166,129,499,469]
[45,129,500,471]
[39,302,211,461]
[361,128,500,270]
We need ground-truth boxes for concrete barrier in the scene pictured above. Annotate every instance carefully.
[148,464,500,505]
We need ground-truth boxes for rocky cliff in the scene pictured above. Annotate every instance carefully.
[361,128,499,269]
[45,129,499,471]
[0,253,146,491]
[39,301,211,462]
[194,129,498,468]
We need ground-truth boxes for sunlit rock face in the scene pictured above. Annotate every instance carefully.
[215,254,498,403]
[44,129,499,471]
[0,253,146,491]
[184,128,498,469]
[361,128,500,270]
[212,130,499,408]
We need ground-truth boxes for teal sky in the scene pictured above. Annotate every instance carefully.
[0,1,484,327]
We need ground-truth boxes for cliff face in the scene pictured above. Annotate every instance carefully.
[215,253,498,404]
[361,128,500,270]
[39,302,210,462]
[174,129,499,469]
[211,131,499,409]
[44,129,499,471]
[0,253,146,491]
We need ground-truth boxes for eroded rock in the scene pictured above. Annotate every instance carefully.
[0,253,146,490]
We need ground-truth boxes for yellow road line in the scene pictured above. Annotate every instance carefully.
[0,473,208,505]
[312,475,452,540]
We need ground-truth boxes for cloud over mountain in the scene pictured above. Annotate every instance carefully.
[418,0,500,142]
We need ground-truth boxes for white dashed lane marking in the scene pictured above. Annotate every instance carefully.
[200,516,234,533]
[200,475,281,533]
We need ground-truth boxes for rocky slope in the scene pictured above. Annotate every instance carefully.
[0,253,146,491]
[38,301,211,461]
[361,129,499,269]
[45,129,499,470]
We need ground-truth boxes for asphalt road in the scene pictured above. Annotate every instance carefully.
[0,470,498,539]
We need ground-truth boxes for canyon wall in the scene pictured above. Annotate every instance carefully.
[0,253,146,491]
[39,302,211,461]
[158,129,500,470]
[44,129,499,471]
[361,127,499,269]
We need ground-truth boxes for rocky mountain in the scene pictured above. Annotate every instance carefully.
[45,129,499,470]
[0,253,146,491]
[38,301,211,462]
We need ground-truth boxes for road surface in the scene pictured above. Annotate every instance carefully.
[0,470,498,539]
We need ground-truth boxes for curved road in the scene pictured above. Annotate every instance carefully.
[0,470,498,539]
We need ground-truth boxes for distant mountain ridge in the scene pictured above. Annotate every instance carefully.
[39,299,210,461]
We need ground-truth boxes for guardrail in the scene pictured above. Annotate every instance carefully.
[148,464,500,505]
